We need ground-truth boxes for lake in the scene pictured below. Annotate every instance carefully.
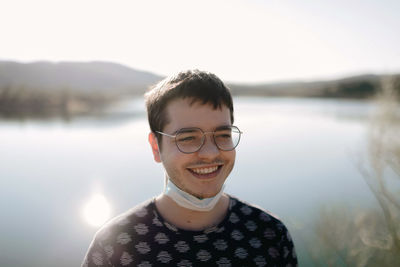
[0,97,379,266]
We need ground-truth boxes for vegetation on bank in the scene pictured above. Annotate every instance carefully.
[1,71,399,119]
[304,77,400,266]
[229,74,400,99]
[0,85,123,119]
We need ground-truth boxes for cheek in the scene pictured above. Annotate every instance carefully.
[160,146,188,169]
[159,140,175,161]
[224,150,236,162]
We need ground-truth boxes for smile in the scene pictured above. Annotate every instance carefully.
[191,166,219,174]
[187,165,222,178]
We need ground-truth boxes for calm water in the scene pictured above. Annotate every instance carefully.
[0,97,377,266]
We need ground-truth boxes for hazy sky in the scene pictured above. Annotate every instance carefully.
[1,0,399,83]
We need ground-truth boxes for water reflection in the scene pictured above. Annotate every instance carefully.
[0,97,383,266]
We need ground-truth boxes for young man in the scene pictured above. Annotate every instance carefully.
[82,70,297,266]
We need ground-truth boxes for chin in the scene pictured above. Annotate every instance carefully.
[196,186,224,199]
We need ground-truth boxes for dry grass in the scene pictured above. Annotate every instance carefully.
[308,76,400,266]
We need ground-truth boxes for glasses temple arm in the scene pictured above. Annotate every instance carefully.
[155,131,176,138]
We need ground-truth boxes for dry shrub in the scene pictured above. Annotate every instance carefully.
[310,76,400,266]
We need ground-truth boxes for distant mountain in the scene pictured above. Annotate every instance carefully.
[0,61,165,118]
[0,61,164,94]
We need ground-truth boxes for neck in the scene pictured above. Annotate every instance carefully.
[155,193,230,231]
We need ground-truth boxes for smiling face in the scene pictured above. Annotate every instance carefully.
[149,97,236,199]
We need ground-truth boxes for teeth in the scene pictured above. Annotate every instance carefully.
[191,166,219,174]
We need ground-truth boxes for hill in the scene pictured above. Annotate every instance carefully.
[0,61,163,118]
[0,61,163,94]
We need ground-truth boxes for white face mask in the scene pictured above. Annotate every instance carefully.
[163,178,225,212]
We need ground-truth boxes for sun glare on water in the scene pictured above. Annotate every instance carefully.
[83,194,111,227]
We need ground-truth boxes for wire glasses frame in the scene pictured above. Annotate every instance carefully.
[156,125,242,154]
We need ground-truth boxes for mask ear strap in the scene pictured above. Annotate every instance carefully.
[163,173,168,191]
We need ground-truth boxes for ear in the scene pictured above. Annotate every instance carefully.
[148,132,162,163]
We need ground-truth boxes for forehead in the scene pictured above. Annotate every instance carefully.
[164,98,231,132]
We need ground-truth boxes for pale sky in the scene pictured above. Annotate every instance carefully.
[1,0,399,83]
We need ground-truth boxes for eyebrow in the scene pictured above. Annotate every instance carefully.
[215,125,232,131]
[175,125,232,133]
[177,128,199,134]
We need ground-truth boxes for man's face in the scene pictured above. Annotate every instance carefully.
[150,97,236,199]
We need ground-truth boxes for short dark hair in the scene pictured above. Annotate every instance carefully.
[145,70,234,141]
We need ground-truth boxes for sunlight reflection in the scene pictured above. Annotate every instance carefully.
[83,194,111,227]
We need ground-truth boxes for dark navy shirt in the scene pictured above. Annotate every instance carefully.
[82,195,298,267]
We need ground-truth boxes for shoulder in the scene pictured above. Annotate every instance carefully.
[227,195,292,238]
[225,195,297,264]
[228,195,282,222]
[93,198,155,242]
[82,198,159,266]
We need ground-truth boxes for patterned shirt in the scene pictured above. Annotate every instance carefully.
[82,195,297,267]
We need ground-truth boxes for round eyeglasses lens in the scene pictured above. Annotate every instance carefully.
[175,129,204,153]
[214,126,241,151]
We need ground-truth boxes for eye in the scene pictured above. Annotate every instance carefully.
[215,131,232,139]
[177,135,197,142]
[176,131,202,143]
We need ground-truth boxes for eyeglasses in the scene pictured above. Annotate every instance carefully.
[156,125,242,154]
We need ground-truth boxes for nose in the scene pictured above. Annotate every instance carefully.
[197,133,220,159]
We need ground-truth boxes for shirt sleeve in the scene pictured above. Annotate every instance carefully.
[81,237,112,267]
